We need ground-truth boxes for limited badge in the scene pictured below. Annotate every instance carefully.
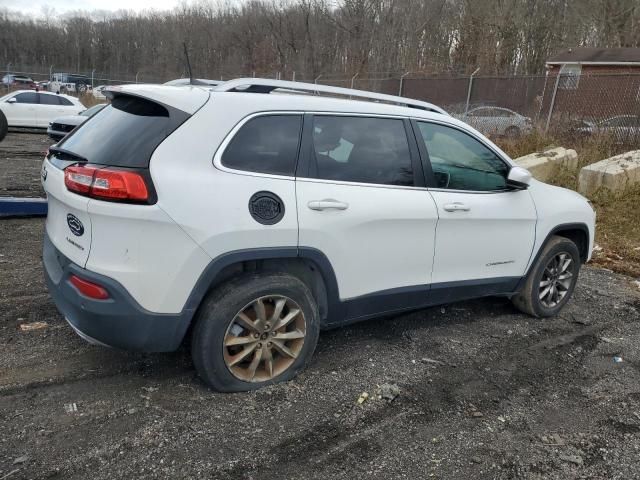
[248,191,285,225]
[67,213,84,236]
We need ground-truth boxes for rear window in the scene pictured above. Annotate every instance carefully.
[221,115,302,176]
[56,95,189,168]
[39,94,60,105]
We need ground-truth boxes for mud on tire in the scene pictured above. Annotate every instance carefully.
[191,272,320,392]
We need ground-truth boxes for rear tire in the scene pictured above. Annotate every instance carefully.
[512,235,581,317]
[0,110,7,142]
[191,272,320,392]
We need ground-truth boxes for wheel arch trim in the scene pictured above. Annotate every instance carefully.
[516,222,590,292]
[178,247,343,338]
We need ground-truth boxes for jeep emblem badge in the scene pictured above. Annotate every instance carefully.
[67,213,85,236]
[249,191,285,225]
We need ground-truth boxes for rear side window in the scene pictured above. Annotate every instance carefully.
[58,97,74,106]
[39,94,60,105]
[56,95,189,168]
[311,116,413,186]
[14,92,38,104]
[222,115,302,176]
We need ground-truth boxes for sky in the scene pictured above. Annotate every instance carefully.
[0,0,189,17]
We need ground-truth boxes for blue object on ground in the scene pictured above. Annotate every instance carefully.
[0,197,48,217]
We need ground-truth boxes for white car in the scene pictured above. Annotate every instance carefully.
[92,85,108,100]
[48,104,107,140]
[0,90,84,129]
[457,106,533,138]
[41,79,595,392]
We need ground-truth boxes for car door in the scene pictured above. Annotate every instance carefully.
[469,108,496,136]
[413,120,537,299]
[296,114,439,320]
[3,92,39,127]
[38,93,68,127]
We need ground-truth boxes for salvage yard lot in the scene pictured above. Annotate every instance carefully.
[2,132,640,479]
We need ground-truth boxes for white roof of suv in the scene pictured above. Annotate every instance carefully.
[105,78,448,118]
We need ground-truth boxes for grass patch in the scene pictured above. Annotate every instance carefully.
[496,132,640,278]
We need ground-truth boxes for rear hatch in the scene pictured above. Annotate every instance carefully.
[42,85,209,267]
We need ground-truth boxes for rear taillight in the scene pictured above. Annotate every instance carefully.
[69,274,110,300]
[64,165,150,202]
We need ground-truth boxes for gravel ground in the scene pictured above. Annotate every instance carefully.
[0,132,49,198]
[2,132,640,479]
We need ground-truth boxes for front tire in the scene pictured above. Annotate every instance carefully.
[512,235,581,317]
[191,272,320,392]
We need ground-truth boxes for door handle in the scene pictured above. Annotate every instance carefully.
[443,202,470,212]
[307,199,349,211]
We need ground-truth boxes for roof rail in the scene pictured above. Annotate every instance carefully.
[214,78,448,115]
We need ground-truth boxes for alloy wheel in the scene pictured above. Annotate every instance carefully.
[539,252,574,308]
[223,295,306,382]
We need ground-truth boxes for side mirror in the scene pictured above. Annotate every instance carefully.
[507,166,532,190]
[6,98,16,104]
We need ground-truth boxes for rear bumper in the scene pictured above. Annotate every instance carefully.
[43,233,189,352]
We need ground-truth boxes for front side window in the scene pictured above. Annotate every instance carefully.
[14,92,38,104]
[417,122,509,191]
[222,115,302,176]
[311,116,413,186]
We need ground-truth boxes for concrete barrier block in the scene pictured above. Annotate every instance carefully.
[578,150,640,196]
[514,147,578,181]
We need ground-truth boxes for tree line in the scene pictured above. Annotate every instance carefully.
[1,0,638,82]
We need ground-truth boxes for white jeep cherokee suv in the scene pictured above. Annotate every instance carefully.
[42,79,595,392]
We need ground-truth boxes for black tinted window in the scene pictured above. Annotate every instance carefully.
[14,92,38,104]
[39,94,60,105]
[417,122,508,191]
[311,116,413,186]
[58,97,74,106]
[222,115,302,176]
[56,95,188,168]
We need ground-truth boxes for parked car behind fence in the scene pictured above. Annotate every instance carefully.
[455,106,533,138]
[573,115,640,144]
[49,73,91,94]
[2,74,36,90]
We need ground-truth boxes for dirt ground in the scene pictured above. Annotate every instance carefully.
[2,132,640,479]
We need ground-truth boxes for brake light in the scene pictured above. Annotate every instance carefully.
[64,165,149,202]
[69,274,110,300]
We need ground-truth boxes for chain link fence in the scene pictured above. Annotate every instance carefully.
[4,64,639,144]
